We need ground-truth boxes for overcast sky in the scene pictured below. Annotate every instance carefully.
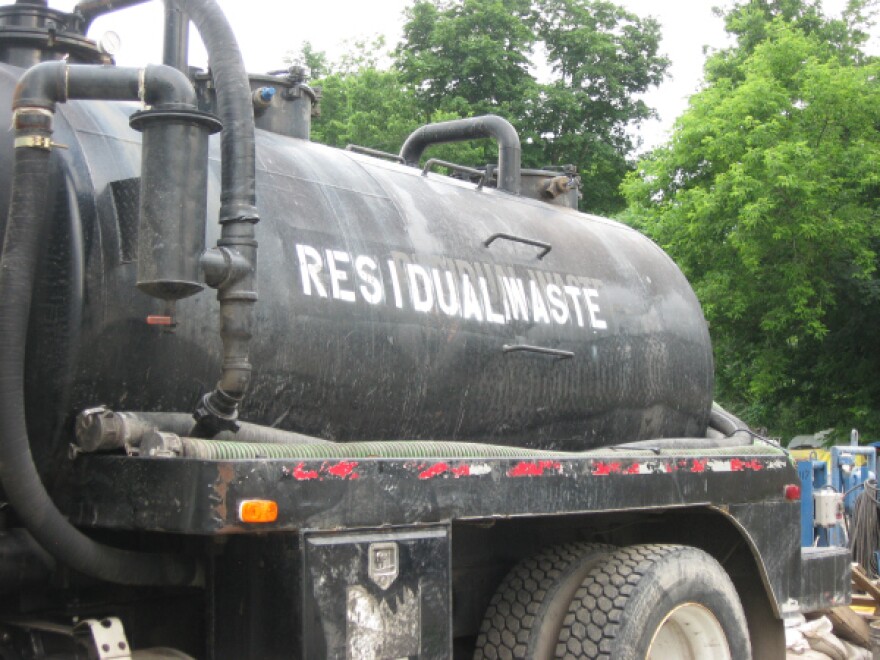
[52,0,878,151]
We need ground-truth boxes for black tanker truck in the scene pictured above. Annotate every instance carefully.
[0,1,850,658]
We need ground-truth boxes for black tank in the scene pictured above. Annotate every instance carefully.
[0,63,714,466]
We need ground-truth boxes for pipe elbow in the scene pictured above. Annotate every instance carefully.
[477,114,521,151]
[143,63,198,108]
[13,61,68,110]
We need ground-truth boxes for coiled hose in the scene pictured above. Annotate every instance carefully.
[850,479,880,577]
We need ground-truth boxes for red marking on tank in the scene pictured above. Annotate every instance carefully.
[592,461,622,476]
[691,459,707,473]
[292,463,320,480]
[327,461,359,479]
[419,463,450,480]
[508,460,561,477]
[451,465,471,477]
[731,458,762,471]
[625,463,641,475]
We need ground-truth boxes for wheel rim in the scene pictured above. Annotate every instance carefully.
[646,602,731,660]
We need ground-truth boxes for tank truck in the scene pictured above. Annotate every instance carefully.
[0,1,849,657]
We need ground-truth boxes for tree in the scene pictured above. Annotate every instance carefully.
[395,0,669,214]
[310,68,422,155]
[533,0,668,213]
[622,7,880,438]
[396,0,537,122]
[706,0,874,81]
[283,41,331,79]
[290,40,485,166]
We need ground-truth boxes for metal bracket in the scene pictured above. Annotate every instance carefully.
[421,158,485,189]
[345,144,405,163]
[73,618,132,659]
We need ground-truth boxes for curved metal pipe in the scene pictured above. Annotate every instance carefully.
[399,114,522,194]
[14,61,197,110]
[73,0,151,30]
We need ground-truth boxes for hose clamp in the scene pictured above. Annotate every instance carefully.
[13,135,67,151]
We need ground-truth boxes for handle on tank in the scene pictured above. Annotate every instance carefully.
[503,345,574,360]
[399,114,522,195]
[484,232,552,260]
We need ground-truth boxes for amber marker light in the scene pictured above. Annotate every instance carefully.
[238,499,278,523]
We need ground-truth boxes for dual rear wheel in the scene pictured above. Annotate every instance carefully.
[475,544,751,660]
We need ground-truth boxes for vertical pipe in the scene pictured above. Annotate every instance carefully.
[163,0,189,73]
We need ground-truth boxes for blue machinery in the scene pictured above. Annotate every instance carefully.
[798,445,876,547]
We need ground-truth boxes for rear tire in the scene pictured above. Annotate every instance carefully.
[474,542,614,660]
[555,544,751,660]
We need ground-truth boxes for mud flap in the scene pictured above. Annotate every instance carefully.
[303,525,451,659]
[798,546,851,613]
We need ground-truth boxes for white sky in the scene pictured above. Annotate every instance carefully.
[51,0,878,151]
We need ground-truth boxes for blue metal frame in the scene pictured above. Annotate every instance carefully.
[831,446,876,514]
[798,458,829,547]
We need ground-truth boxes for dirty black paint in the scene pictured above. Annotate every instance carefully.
[0,60,714,474]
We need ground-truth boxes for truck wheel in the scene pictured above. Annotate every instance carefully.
[555,544,750,660]
[474,542,614,660]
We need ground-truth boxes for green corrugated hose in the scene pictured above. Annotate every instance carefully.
[178,438,786,461]
[181,438,572,460]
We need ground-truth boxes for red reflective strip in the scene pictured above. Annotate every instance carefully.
[146,315,174,326]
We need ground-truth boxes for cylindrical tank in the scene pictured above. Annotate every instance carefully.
[0,3,103,68]
[0,62,714,467]
[195,68,318,140]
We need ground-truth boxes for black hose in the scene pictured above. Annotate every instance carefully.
[174,0,259,436]
[850,479,880,577]
[176,0,256,221]
[0,0,257,584]
[0,5,246,587]
[0,115,198,586]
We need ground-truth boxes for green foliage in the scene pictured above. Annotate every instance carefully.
[295,40,484,166]
[310,68,421,155]
[283,41,330,79]
[707,0,875,81]
[623,7,880,438]
[393,0,668,214]
[396,0,537,120]
[287,1,668,215]
[532,0,668,212]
